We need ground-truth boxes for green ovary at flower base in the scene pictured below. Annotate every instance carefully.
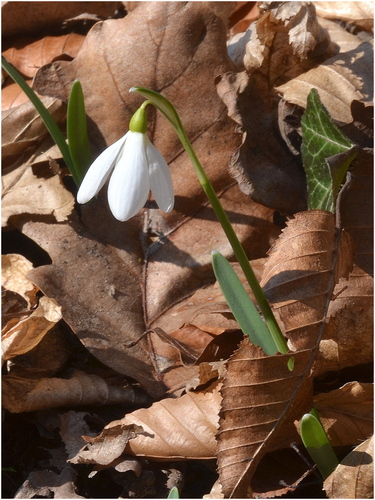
[77,102,174,222]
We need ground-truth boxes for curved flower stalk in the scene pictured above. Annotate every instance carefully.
[130,87,291,365]
[77,103,174,221]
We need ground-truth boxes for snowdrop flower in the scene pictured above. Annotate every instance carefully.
[77,104,174,221]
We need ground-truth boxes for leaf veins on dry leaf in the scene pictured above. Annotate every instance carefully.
[2,2,373,499]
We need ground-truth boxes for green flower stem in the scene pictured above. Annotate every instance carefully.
[177,125,289,357]
[131,87,289,357]
[2,56,80,185]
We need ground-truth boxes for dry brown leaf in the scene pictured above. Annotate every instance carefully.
[314,1,374,32]
[2,159,75,225]
[276,40,373,124]
[314,382,373,447]
[316,151,373,374]
[1,1,121,38]
[216,210,354,498]
[2,95,66,160]
[2,254,39,307]
[318,17,367,53]
[2,34,86,79]
[14,466,84,499]
[324,436,374,499]
[6,325,71,379]
[2,369,146,413]
[243,2,335,79]
[216,71,307,213]
[217,2,339,214]
[70,383,221,464]
[2,296,62,363]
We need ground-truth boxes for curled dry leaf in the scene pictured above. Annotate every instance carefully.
[2,254,39,307]
[70,383,221,464]
[323,435,374,499]
[217,210,354,498]
[242,2,335,80]
[2,158,75,225]
[14,466,84,499]
[2,296,62,363]
[276,41,373,124]
[6,325,71,379]
[2,369,146,413]
[314,382,373,447]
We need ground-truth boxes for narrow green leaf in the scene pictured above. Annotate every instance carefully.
[300,412,339,479]
[301,88,358,213]
[67,80,92,183]
[167,487,179,499]
[212,250,278,355]
[1,55,80,185]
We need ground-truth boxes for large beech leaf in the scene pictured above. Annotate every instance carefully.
[216,210,354,498]
[22,2,278,397]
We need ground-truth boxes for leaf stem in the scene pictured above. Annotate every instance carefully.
[2,55,80,185]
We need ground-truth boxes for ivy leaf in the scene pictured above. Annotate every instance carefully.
[301,89,358,213]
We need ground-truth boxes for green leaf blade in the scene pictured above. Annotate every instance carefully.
[300,412,339,479]
[67,80,92,184]
[167,487,179,499]
[301,88,358,213]
[212,250,278,355]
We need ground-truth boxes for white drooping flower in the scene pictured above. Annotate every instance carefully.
[77,106,174,222]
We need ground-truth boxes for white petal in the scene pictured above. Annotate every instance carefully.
[146,139,174,213]
[77,133,128,204]
[108,132,150,221]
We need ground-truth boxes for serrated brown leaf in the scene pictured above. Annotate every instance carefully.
[324,436,374,499]
[216,210,354,498]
